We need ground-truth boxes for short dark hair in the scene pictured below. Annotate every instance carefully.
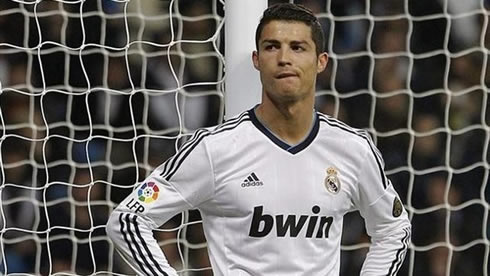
[255,3,325,56]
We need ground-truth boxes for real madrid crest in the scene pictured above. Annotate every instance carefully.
[325,167,341,194]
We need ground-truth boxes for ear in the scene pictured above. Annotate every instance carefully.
[252,50,260,71]
[317,52,328,73]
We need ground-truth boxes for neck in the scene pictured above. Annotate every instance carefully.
[255,94,315,145]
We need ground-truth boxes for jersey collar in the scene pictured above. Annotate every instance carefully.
[248,107,320,154]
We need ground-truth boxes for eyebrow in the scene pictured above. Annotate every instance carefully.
[261,39,280,45]
[290,40,309,45]
[261,39,310,45]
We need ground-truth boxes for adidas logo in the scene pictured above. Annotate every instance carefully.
[241,172,264,187]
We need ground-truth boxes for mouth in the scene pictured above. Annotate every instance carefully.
[275,72,298,79]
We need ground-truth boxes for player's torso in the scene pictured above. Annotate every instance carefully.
[198,115,363,275]
[208,138,356,223]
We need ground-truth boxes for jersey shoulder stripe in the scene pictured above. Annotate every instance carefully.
[317,113,388,189]
[160,112,249,177]
[160,111,249,178]
[317,114,384,161]
[160,111,251,181]
[160,127,208,178]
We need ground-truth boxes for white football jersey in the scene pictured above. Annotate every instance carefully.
[107,108,411,276]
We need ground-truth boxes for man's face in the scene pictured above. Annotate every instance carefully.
[253,20,327,103]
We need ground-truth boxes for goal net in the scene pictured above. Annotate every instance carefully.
[0,0,488,275]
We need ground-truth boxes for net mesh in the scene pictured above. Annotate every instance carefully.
[310,0,490,275]
[0,0,489,275]
[0,0,223,275]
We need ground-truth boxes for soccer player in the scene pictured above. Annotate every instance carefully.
[106,3,411,275]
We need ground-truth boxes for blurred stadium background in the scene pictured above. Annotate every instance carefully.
[0,0,489,275]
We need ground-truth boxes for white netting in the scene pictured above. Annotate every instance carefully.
[308,0,489,275]
[0,0,223,275]
[1,0,489,275]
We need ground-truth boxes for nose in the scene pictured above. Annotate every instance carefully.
[277,48,292,66]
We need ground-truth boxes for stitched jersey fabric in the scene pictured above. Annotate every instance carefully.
[107,108,411,276]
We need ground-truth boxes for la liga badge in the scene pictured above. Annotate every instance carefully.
[138,181,159,203]
[324,167,341,194]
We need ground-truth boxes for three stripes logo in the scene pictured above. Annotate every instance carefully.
[241,172,264,187]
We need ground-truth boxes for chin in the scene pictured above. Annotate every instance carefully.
[265,85,306,101]
[276,91,304,102]
[276,84,300,94]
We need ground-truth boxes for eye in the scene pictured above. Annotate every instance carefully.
[292,45,305,52]
[264,44,278,50]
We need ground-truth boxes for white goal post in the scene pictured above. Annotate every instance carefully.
[224,0,264,118]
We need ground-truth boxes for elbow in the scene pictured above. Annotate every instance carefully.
[106,210,122,243]
[402,213,412,235]
[395,215,411,248]
[405,218,412,242]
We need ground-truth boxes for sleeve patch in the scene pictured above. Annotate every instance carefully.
[137,182,160,204]
[392,197,403,218]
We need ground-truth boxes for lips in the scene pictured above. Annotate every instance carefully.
[275,72,298,79]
